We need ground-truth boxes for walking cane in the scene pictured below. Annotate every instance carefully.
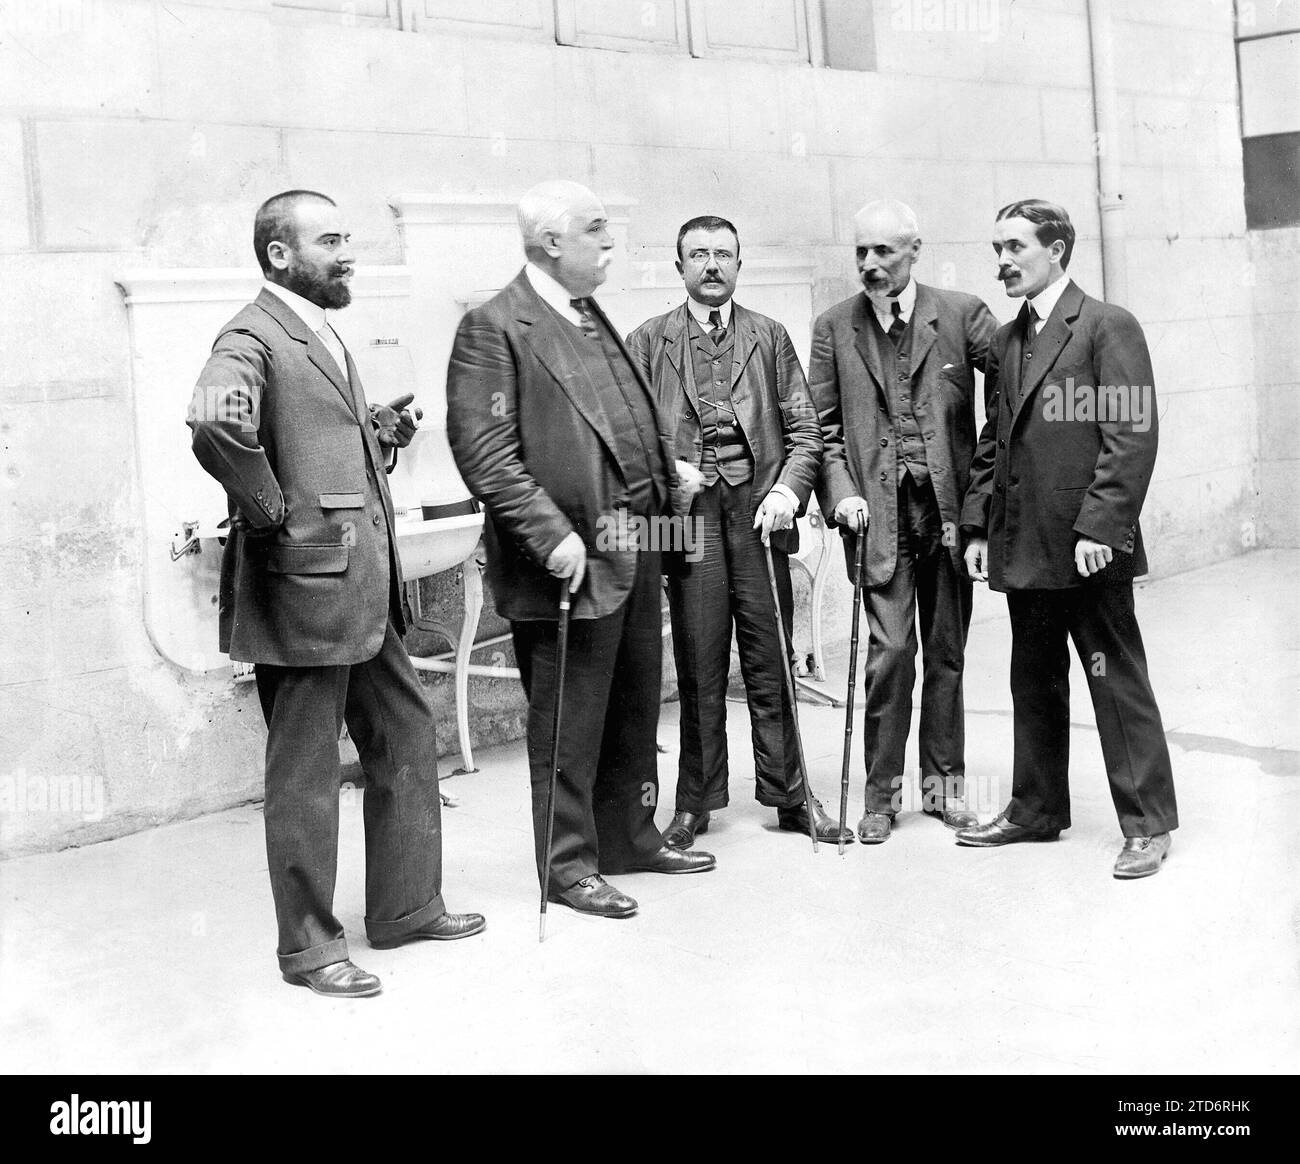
[839,524,868,856]
[763,544,820,853]
[539,577,573,943]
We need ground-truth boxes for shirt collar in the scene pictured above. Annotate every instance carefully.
[1027,272,1071,324]
[867,277,917,326]
[525,262,584,325]
[263,280,331,333]
[686,297,732,330]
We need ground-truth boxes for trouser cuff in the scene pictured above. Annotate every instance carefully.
[364,892,446,944]
[675,783,729,813]
[1121,817,1179,838]
[1005,802,1069,833]
[278,937,349,976]
[757,788,804,810]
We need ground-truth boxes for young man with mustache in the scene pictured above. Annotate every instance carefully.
[957,198,1178,878]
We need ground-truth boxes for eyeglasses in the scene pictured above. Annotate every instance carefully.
[683,250,738,265]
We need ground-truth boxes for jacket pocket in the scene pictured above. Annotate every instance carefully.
[267,544,349,575]
[319,492,364,509]
[1052,485,1089,515]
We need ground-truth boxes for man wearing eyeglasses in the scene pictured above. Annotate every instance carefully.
[628,215,847,849]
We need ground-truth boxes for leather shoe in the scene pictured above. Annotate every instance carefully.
[1113,833,1171,879]
[369,911,486,949]
[548,874,638,918]
[282,959,382,998]
[955,812,1060,847]
[618,846,716,874]
[778,798,854,844]
[923,804,980,830]
[662,810,710,850]
[856,811,893,844]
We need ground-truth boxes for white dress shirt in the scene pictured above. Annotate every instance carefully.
[686,296,733,330]
[263,280,349,380]
[867,277,917,334]
[1026,272,1071,334]
[525,262,587,327]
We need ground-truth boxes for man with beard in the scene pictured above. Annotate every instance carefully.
[447,180,715,921]
[188,190,484,998]
[956,199,1177,877]
[810,199,996,844]
[627,215,848,848]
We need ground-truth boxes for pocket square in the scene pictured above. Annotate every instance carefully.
[942,362,955,370]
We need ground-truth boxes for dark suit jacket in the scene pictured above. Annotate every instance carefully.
[810,283,996,585]
[187,288,400,667]
[446,269,679,622]
[625,301,821,556]
[960,280,1158,591]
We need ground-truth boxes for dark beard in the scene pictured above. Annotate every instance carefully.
[285,257,352,309]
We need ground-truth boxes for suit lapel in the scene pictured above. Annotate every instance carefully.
[850,294,887,410]
[908,284,938,381]
[1003,302,1027,414]
[255,289,361,423]
[730,303,758,384]
[308,337,361,422]
[342,347,369,420]
[728,302,758,433]
[344,348,384,473]
[596,297,678,481]
[662,304,701,414]
[1011,283,1081,425]
[512,274,623,468]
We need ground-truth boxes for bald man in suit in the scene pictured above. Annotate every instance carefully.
[811,199,996,845]
[447,180,716,922]
[188,190,483,999]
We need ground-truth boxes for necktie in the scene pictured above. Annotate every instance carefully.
[569,298,599,340]
[1009,302,1038,412]
[1023,302,1039,359]
[888,300,906,347]
[708,308,726,346]
[316,322,348,382]
[317,322,370,421]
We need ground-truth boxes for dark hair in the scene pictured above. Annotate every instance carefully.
[996,199,1075,269]
[676,215,740,262]
[253,190,335,276]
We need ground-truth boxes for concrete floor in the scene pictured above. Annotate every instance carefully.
[2,551,1297,1074]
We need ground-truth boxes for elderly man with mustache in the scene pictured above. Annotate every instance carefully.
[448,180,717,922]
